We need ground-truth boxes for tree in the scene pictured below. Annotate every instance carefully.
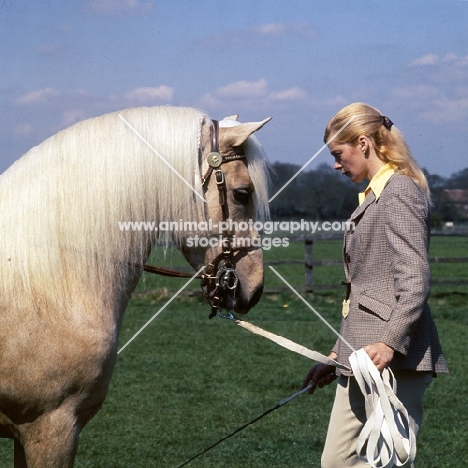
[426,168,468,223]
[269,162,364,220]
[268,162,307,218]
[268,163,468,223]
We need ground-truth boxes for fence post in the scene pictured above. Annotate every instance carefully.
[305,237,313,290]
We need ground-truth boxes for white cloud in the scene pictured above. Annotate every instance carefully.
[410,52,468,68]
[199,79,308,112]
[420,97,468,124]
[84,0,154,15]
[62,109,90,127]
[121,86,174,103]
[269,87,307,101]
[14,86,171,121]
[216,79,268,99]
[199,93,222,109]
[410,53,439,67]
[323,95,349,108]
[409,53,468,83]
[199,21,316,49]
[15,88,61,105]
[254,21,316,38]
[212,79,307,102]
[398,53,468,123]
[255,23,287,35]
[392,84,441,101]
[391,84,468,124]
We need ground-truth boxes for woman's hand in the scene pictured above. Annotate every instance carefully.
[364,342,394,371]
[301,353,338,394]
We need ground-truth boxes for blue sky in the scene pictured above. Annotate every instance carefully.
[1,0,467,177]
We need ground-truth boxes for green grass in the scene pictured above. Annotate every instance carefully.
[0,236,466,467]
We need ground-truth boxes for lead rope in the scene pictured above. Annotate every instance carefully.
[349,349,416,468]
[175,314,415,467]
[176,382,314,468]
[206,314,415,468]
[238,317,416,468]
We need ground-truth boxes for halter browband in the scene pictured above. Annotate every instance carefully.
[201,120,246,188]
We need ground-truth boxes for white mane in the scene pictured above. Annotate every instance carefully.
[0,106,270,312]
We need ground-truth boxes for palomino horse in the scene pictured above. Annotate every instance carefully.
[0,106,271,467]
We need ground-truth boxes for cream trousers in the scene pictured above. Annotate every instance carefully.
[321,371,433,468]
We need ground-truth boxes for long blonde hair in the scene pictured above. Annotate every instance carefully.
[324,102,430,200]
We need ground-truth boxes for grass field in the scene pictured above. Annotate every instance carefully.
[0,236,466,467]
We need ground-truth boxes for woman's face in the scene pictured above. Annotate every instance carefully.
[328,141,369,183]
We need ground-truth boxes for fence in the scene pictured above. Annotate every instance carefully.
[265,237,468,292]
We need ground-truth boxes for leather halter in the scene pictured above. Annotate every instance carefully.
[199,120,247,317]
[139,119,247,319]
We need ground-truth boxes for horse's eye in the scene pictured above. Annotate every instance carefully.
[233,189,249,205]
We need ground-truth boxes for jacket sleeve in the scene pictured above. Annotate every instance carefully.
[379,177,431,355]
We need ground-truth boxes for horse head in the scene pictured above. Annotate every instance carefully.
[181,115,271,315]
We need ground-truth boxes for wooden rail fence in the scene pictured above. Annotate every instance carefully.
[266,239,468,292]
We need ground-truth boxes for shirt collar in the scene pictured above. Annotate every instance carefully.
[358,163,397,205]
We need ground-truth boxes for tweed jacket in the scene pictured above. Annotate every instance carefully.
[333,173,449,375]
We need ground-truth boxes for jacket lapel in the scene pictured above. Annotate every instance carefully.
[349,190,376,222]
[342,175,396,284]
[343,190,377,283]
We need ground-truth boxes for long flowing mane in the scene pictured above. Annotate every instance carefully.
[0,106,269,312]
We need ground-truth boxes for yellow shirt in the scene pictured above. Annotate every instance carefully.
[358,163,397,205]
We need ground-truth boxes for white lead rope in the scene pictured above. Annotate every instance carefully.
[235,319,350,371]
[349,349,416,468]
[233,318,416,468]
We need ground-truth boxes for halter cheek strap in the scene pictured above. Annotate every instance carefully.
[200,120,248,319]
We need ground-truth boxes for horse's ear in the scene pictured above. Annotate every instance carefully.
[222,117,272,147]
[221,114,239,121]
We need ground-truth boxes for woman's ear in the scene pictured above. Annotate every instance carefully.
[358,135,368,154]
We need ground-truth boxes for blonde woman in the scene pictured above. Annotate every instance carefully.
[302,103,448,467]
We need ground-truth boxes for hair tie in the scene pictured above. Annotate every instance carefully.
[381,115,393,130]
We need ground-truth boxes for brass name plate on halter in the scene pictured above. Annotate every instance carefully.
[207,152,222,168]
[342,299,350,318]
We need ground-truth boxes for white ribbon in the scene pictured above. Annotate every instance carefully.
[349,349,416,468]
